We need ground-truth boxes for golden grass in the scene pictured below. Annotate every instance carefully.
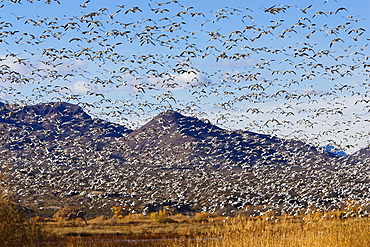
[42,215,370,247]
[45,219,208,238]
[176,217,370,247]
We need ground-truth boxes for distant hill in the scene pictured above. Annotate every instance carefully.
[0,101,131,137]
[350,147,370,161]
[116,110,333,169]
[0,102,131,167]
[0,101,366,169]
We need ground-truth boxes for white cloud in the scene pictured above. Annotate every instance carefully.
[0,55,32,80]
[152,72,211,89]
[70,80,90,94]
[212,58,254,68]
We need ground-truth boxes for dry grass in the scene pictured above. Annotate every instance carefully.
[174,217,370,247]
[42,214,370,247]
[45,218,207,238]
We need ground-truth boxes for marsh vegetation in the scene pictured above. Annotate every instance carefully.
[15,206,368,247]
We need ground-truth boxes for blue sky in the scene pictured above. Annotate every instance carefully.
[0,0,369,152]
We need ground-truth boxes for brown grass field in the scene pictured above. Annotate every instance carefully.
[39,213,370,247]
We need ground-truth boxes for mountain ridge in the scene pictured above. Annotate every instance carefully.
[0,101,366,169]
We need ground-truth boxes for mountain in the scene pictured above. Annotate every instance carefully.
[350,147,370,161]
[121,110,232,168]
[323,145,347,157]
[0,102,131,167]
[110,110,334,169]
[1,101,369,214]
[0,101,131,137]
[0,101,364,169]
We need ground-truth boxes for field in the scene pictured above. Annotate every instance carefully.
[39,213,370,247]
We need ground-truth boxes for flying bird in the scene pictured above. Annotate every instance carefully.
[329,38,344,47]
[125,7,142,14]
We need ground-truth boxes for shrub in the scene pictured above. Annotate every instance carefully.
[53,206,87,224]
[0,180,45,246]
[111,206,128,218]
[193,212,209,222]
[150,209,174,223]
[91,215,106,227]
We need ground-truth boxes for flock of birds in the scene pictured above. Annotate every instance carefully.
[0,0,368,217]
[0,0,367,152]
[0,102,369,217]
